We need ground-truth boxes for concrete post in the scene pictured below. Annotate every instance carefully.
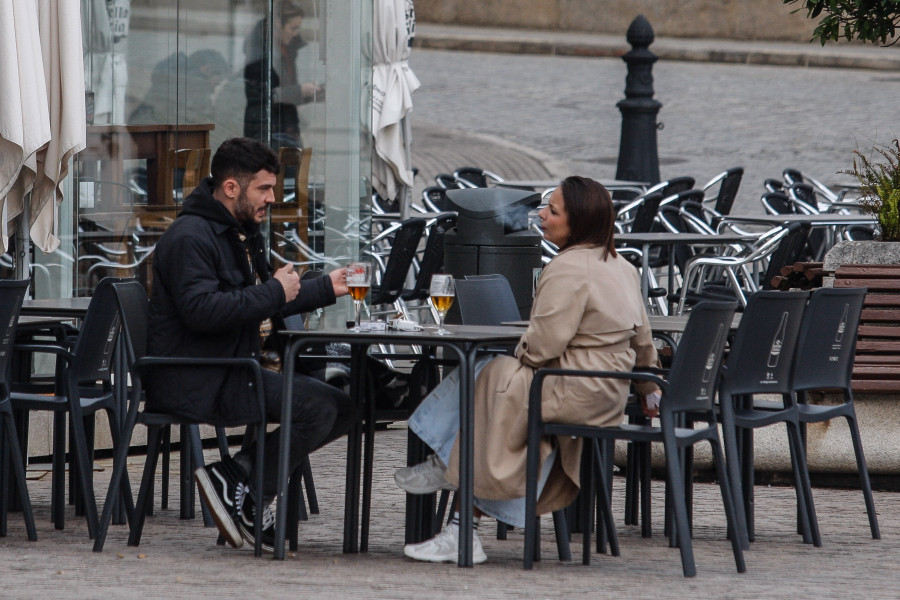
[615,15,661,186]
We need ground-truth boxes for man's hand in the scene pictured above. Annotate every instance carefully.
[329,267,349,297]
[274,264,301,303]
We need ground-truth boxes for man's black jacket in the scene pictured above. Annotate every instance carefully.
[147,177,336,425]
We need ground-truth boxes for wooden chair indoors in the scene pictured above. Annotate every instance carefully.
[271,147,313,269]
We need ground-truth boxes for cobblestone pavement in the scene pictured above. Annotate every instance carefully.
[2,427,898,599]
[409,33,900,214]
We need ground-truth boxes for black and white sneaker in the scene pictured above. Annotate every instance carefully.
[235,486,277,553]
[194,457,247,549]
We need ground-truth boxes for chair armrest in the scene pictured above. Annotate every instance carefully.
[13,342,75,364]
[528,367,667,423]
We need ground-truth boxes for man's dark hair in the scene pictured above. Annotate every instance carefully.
[210,137,279,190]
[559,175,617,257]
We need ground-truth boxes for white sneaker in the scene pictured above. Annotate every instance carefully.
[403,522,487,564]
[394,454,457,495]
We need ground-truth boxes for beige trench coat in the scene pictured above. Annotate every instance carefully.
[445,244,658,514]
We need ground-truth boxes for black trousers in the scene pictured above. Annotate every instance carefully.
[237,369,358,498]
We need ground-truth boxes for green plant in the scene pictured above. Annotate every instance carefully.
[842,138,900,241]
[783,0,900,46]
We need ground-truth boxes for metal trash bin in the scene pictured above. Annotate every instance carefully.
[442,187,543,320]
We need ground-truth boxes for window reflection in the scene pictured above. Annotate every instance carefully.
[53,0,370,302]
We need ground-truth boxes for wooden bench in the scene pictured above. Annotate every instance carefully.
[833,264,900,394]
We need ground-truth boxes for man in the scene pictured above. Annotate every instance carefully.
[147,137,357,552]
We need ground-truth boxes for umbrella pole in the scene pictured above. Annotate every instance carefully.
[14,200,31,281]
[399,115,413,220]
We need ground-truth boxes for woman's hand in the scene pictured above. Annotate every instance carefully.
[641,388,662,419]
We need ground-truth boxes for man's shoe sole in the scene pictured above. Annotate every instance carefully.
[237,521,275,554]
[195,468,243,549]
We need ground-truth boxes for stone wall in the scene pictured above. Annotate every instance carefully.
[413,0,820,42]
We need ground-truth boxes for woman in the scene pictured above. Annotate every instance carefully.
[243,1,322,142]
[395,176,660,564]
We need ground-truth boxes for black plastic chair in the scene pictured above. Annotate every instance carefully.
[455,275,521,325]
[92,281,269,556]
[0,279,37,541]
[401,213,458,304]
[523,301,745,577]
[11,277,131,539]
[792,287,880,539]
[368,217,428,313]
[717,290,821,547]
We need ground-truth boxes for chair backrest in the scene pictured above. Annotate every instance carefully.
[71,277,131,384]
[404,213,458,301]
[163,148,210,204]
[421,186,451,212]
[370,217,427,305]
[629,191,664,233]
[645,175,695,198]
[434,173,463,190]
[760,191,795,215]
[275,146,313,206]
[787,182,820,214]
[0,279,30,395]
[455,275,521,325]
[453,166,503,188]
[720,290,809,396]
[791,287,866,393]
[662,300,738,415]
[711,167,743,216]
[760,222,812,289]
[111,280,150,366]
[783,167,804,186]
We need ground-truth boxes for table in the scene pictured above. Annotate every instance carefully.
[719,213,876,228]
[615,232,757,308]
[277,324,524,565]
[504,314,742,333]
[21,297,91,319]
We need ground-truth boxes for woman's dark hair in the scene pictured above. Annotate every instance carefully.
[279,0,305,21]
[211,137,280,190]
[558,176,617,257]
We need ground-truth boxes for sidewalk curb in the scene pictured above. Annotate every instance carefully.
[414,23,900,71]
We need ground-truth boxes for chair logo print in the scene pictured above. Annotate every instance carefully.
[834,303,849,345]
[766,311,790,369]
[700,323,725,395]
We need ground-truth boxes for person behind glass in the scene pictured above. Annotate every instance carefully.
[394,176,661,564]
[243,1,322,143]
[147,137,359,553]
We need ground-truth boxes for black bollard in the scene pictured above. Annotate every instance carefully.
[615,15,662,186]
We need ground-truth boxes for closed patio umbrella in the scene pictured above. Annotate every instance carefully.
[0,0,85,266]
[31,0,87,253]
[372,0,420,215]
[0,0,51,254]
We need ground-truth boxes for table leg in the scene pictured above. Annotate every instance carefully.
[274,338,301,560]
[359,345,375,552]
[457,347,473,567]
[343,345,365,553]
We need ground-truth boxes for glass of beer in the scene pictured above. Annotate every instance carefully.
[346,261,372,331]
[429,274,455,335]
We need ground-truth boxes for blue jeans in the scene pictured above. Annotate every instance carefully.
[408,358,555,529]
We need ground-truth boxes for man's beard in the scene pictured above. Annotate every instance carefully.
[234,187,260,224]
